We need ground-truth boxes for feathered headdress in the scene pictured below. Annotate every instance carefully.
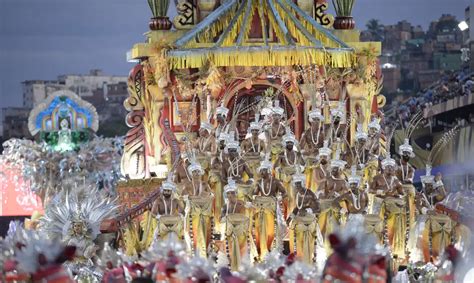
[291,166,306,186]
[271,100,285,116]
[421,126,459,186]
[224,178,238,195]
[248,114,261,132]
[368,117,381,132]
[224,131,240,153]
[355,124,368,141]
[281,126,298,146]
[318,140,332,157]
[162,171,177,192]
[348,166,361,185]
[258,153,273,172]
[330,148,346,169]
[398,111,424,157]
[330,101,346,119]
[199,121,213,133]
[39,188,119,242]
[216,102,229,117]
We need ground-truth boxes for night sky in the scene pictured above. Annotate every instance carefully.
[0,0,471,107]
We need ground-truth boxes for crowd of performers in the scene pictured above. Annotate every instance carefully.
[150,100,469,278]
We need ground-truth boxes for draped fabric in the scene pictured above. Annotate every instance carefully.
[289,215,318,264]
[225,214,250,271]
[318,199,340,253]
[155,215,184,242]
[421,214,453,262]
[253,196,276,261]
[189,196,213,257]
[278,166,296,217]
[382,198,408,260]
[209,169,224,230]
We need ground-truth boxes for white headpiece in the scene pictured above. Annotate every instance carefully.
[248,114,261,132]
[330,101,345,119]
[368,118,381,132]
[224,178,238,194]
[281,127,298,146]
[258,153,273,172]
[224,132,240,153]
[162,180,177,192]
[272,100,285,116]
[181,151,189,160]
[348,165,361,185]
[330,149,347,169]
[399,138,414,157]
[420,165,435,184]
[381,154,396,169]
[218,132,229,142]
[318,140,332,157]
[216,104,229,117]
[355,124,368,141]
[291,172,306,186]
[200,121,213,133]
[308,108,324,122]
[187,160,204,176]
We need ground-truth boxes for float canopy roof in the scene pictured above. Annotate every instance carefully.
[168,0,356,69]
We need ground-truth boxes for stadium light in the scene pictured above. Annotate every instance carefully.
[458,21,469,31]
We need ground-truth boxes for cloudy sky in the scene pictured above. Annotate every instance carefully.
[0,0,471,107]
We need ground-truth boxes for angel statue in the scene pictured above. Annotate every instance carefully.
[39,188,119,267]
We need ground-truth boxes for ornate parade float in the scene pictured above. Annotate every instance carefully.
[1,0,473,282]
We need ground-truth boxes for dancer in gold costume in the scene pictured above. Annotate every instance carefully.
[252,158,287,260]
[193,121,217,177]
[221,179,249,271]
[182,160,214,257]
[413,166,453,262]
[214,104,230,139]
[301,108,326,191]
[335,166,368,216]
[222,135,254,202]
[300,108,325,158]
[241,116,266,177]
[318,150,348,246]
[308,140,331,193]
[265,101,286,162]
[286,173,319,264]
[396,138,416,227]
[275,128,305,217]
[346,124,369,170]
[210,132,229,230]
[151,180,185,243]
[371,155,407,261]
[365,118,382,183]
[328,102,347,146]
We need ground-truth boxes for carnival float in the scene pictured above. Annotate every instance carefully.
[1,0,473,282]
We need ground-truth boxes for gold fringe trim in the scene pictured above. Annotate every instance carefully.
[274,1,312,46]
[282,1,339,48]
[264,0,288,45]
[169,48,356,69]
[222,1,247,47]
[183,2,239,48]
